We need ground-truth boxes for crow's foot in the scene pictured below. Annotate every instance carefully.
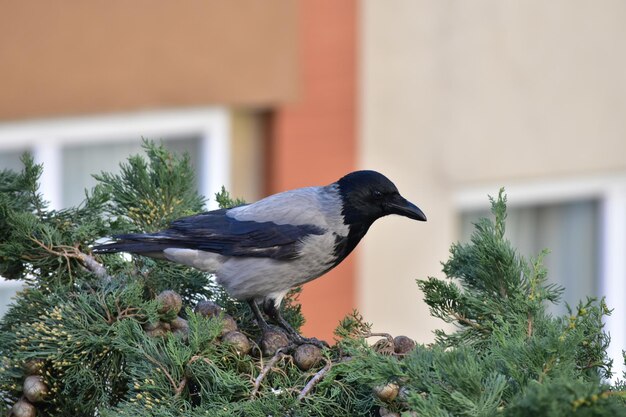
[285,333,329,349]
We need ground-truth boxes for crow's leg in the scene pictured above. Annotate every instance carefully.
[262,299,328,348]
[247,300,273,334]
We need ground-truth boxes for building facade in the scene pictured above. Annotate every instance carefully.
[2,1,626,375]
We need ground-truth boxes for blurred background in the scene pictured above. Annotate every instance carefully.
[1,1,625,376]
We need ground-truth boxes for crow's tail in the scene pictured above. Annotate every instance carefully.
[92,233,171,258]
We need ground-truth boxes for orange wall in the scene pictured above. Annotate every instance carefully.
[267,0,358,341]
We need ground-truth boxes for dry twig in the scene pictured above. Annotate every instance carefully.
[298,359,332,400]
[250,350,286,398]
[29,237,113,283]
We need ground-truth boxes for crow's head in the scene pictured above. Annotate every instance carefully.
[336,170,426,226]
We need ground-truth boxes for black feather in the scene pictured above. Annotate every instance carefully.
[93,208,326,260]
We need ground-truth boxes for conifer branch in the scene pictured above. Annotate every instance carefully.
[538,356,557,383]
[451,312,482,330]
[175,377,187,397]
[143,352,179,394]
[28,237,113,283]
[498,283,508,299]
[298,359,332,400]
[95,292,114,324]
[363,332,394,341]
[250,350,286,398]
[77,252,112,283]
[188,355,213,366]
[27,238,75,277]
[364,332,395,355]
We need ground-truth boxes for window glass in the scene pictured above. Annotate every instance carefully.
[61,136,201,208]
[0,149,28,172]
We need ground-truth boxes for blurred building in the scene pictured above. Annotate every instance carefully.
[1,1,626,374]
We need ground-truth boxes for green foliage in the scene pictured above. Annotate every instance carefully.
[0,153,113,285]
[411,189,621,415]
[419,190,563,350]
[215,186,246,209]
[0,147,624,417]
[505,378,626,417]
[0,281,153,414]
[93,139,204,232]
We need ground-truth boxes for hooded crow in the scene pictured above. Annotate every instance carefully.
[93,170,426,345]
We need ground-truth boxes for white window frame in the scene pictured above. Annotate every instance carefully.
[0,107,231,210]
[0,107,231,294]
[455,175,626,381]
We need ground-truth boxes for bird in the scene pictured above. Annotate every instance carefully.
[92,170,426,346]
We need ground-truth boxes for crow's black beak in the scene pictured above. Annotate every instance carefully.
[387,195,427,221]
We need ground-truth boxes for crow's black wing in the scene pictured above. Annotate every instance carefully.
[93,209,325,260]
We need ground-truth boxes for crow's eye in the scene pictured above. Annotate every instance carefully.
[372,190,383,200]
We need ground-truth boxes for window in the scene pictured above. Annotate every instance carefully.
[0,108,231,210]
[60,134,203,208]
[456,176,626,380]
[0,107,231,313]
[0,149,26,172]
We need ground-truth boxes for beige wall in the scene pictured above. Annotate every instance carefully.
[360,1,626,341]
